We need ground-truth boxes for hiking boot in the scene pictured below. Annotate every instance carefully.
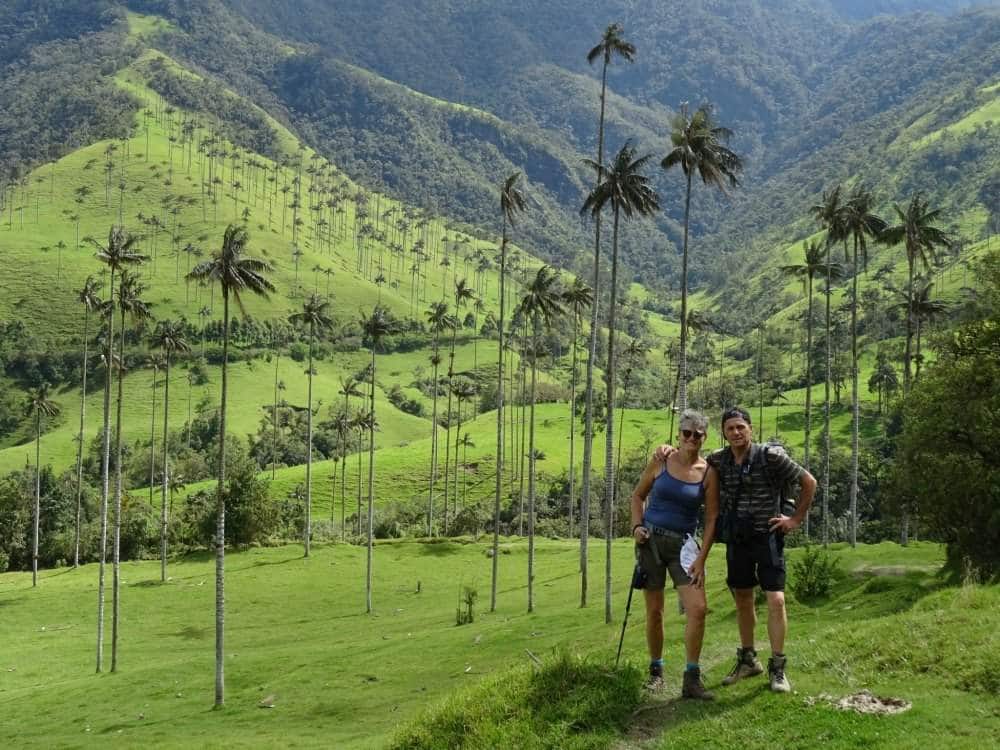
[768,655,791,693]
[645,664,665,692]
[721,647,764,686]
[681,667,715,701]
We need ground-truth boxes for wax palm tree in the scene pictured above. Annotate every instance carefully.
[90,226,145,672]
[360,305,394,613]
[881,194,952,393]
[73,276,102,568]
[582,142,659,621]
[425,300,453,535]
[338,374,363,414]
[838,184,887,547]
[111,269,150,672]
[187,223,274,707]
[811,186,848,547]
[515,265,566,612]
[290,293,333,558]
[867,352,899,417]
[661,103,742,413]
[491,171,526,612]
[329,410,352,540]
[581,22,636,610]
[561,276,593,539]
[450,377,479,519]
[780,240,844,531]
[443,278,476,533]
[28,384,60,588]
[150,320,190,582]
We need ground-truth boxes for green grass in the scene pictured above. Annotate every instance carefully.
[391,651,642,749]
[5,540,980,748]
[392,541,999,750]
[0,340,495,476]
[912,91,1000,149]
[126,10,179,39]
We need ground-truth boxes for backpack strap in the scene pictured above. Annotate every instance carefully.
[756,444,783,517]
[709,448,732,512]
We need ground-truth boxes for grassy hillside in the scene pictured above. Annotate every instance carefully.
[2,539,996,748]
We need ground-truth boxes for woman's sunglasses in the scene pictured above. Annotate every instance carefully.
[681,429,706,440]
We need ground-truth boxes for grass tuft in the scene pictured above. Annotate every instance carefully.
[390,651,642,750]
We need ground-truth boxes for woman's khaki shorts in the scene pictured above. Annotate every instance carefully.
[636,533,692,590]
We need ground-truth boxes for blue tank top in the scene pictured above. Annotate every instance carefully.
[643,464,705,534]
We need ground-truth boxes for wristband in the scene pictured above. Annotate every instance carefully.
[632,524,645,535]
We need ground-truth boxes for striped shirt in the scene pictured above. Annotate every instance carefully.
[707,444,804,533]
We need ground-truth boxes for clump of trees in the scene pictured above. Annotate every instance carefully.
[889,251,1000,580]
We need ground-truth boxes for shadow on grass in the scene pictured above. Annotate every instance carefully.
[130,578,163,588]
[791,567,946,620]
[417,541,463,556]
[626,682,762,744]
[170,624,210,640]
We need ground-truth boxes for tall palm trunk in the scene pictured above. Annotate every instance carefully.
[580,56,610,609]
[518,356,527,534]
[677,171,693,412]
[341,443,348,541]
[615,377,628,511]
[271,350,279,478]
[903,256,915,394]
[429,350,440,536]
[33,413,41,588]
[567,308,579,538]
[443,329,457,534]
[215,288,230,707]
[823,254,832,547]
[849,237,859,548]
[304,324,314,557]
[356,431,363,537]
[527,321,539,613]
[160,357,172,582]
[490,237,507,611]
[604,210,621,624]
[803,276,814,539]
[96,268,116,673]
[111,305,128,672]
[365,349,376,613]
[74,307,92,568]
[149,367,157,506]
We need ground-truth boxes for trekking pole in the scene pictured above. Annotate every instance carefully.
[615,564,642,667]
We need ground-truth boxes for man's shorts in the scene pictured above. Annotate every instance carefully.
[636,532,692,590]
[725,532,785,592]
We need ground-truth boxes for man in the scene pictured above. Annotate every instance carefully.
[657,406,816,692]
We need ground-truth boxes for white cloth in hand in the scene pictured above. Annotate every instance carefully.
[681,534,701,575]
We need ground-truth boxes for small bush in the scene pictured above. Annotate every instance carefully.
[455,585,477,625]
[790,546,841,600]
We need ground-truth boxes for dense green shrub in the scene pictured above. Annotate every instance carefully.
[790,546,841,600]
[890,252,1000,580]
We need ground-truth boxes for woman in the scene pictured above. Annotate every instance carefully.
[630,409,718,699]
